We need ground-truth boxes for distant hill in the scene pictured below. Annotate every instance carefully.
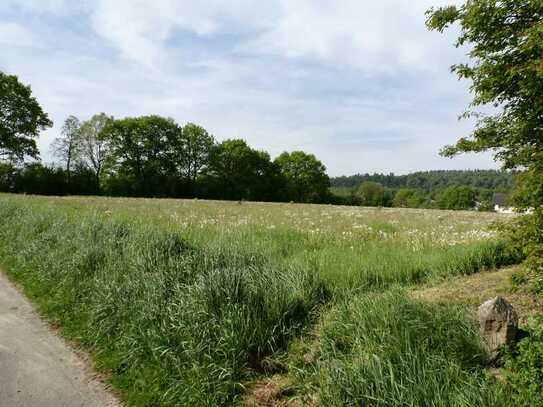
[331,170,513,192]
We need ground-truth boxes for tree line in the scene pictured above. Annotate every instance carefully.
[330,170,515,210]
[332,170,513,191]
[331,181,502,211]
[0,75,331,203]
[0,70,521,212]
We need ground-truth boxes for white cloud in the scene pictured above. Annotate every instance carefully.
[89,0,276,67]
[245,0,464,73]
[88,0,463,73]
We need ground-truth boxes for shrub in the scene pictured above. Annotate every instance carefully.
[504,318,543,406]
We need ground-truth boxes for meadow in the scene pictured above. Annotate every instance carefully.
[0,194,522,405]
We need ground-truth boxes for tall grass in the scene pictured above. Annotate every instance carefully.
[0,202,326,405]
[312,291,508,406]
[296,240,516,293]
[0,195,520,405]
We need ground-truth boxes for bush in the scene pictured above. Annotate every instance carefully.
[357,182,392,207]
[504,318,543,406]
[437,186,476,210]
[501,210,543,292]
[392,188,426,208]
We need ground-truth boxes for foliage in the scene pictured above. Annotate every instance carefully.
[331,171,511,210]
[34,115,326,203]
[1,110,333,203]
[275,151,330,203]
[78,113,113,190]
[393,188,427,208]
[101,115,181,196]
[503,318,543,406]
[11,163,68,195]
[501,209,543,291]
[478,199,494,212]
[0,162,99,196]
[201,139,283,201]
[332,170,513,191]
[0,71,52,161]
[176,123,214,185]
[357,181,392,207]
[437,185,477,210]
[0,162,16,191]
[427,0,543,278]
[51,115,81,178]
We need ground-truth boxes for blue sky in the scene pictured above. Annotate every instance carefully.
[0,0,498,176]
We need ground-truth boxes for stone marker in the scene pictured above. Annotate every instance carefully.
[478,296,518,359]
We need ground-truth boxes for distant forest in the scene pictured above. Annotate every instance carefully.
[329,170,514,211]
[331,170,513,191]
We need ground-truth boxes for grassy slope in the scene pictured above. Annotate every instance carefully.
[0,194,522,406]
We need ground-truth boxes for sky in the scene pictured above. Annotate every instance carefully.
[0,0,499,176]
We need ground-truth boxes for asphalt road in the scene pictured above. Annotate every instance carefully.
[0,271,119,407]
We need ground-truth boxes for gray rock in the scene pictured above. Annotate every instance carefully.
[478,296,518,359]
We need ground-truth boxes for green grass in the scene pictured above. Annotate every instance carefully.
[0,194,522,405]
[290,291,508,406]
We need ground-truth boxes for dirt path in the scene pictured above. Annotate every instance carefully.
[0,271,120,407]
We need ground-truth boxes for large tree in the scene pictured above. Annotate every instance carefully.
[274,151,330,203]
[0,72,52,161]
[101,115,180,196]
[203,139,282,201]
[393,188,426,208]
[169,123,215,187]
[437,185,476,210]
[357,181,390,207]
[51,115,81,183]
[78,113,113,190]
[427,1,543,272]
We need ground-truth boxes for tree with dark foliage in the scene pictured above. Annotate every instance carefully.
[202,139,283,201]
[275,151,330,203]
[100,115,180,196]
[357,182,391,207]
[437,186,476,210]
[178,123,215,185]
[0,72,52,161]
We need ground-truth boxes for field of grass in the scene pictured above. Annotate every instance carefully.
[0,194,523,405]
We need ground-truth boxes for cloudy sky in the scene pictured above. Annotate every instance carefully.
[0,0,497,176]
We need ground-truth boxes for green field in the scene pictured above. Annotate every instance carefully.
[0,194,522,405]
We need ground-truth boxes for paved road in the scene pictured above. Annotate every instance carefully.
[0,272,120,407]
